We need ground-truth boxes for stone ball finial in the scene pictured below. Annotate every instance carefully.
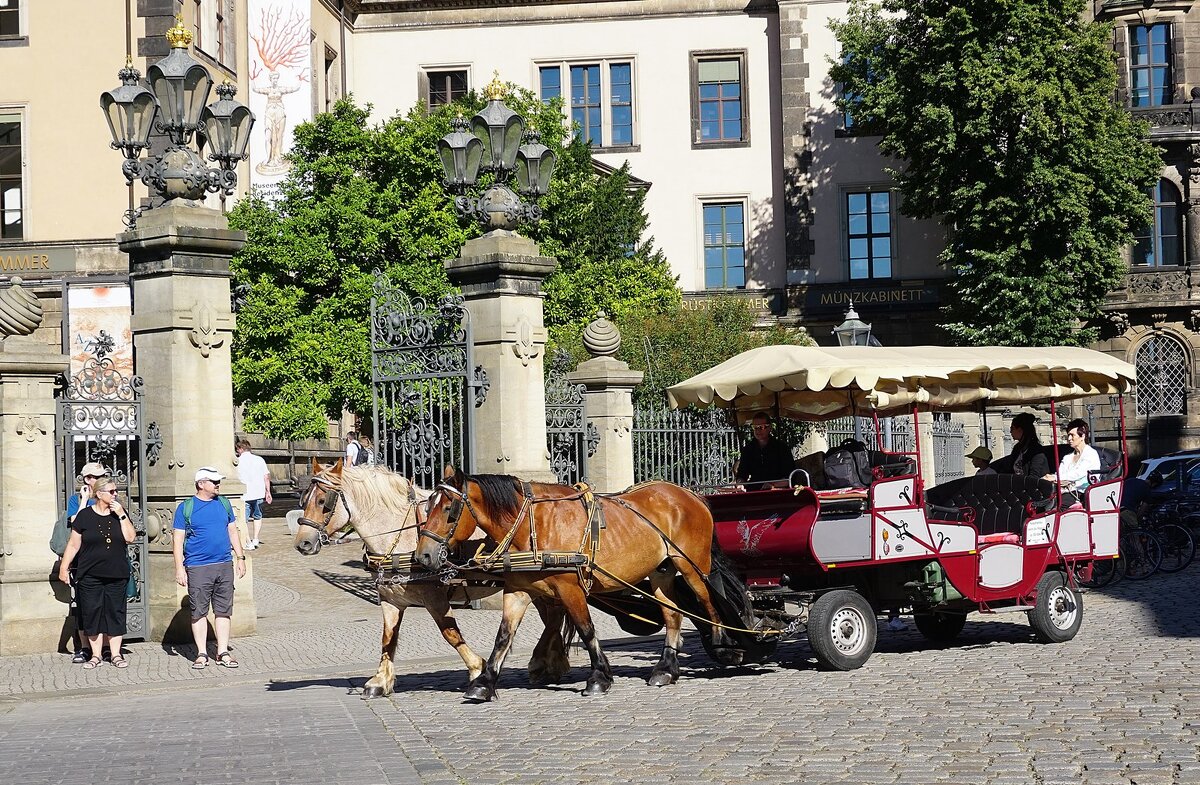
[0,276,44,338]
[582,310,621,357]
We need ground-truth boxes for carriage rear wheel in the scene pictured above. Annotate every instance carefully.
[912,610,967,642]
[806,590,877,671]
[1028,570,1083,644]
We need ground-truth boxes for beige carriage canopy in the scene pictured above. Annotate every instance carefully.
[666,345,1137,422]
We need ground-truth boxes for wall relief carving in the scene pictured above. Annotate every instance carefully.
[1128,271,1187,296]
[187,301,225,358]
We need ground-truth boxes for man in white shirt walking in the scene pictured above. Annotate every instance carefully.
[235,438,272,550]
[345,431,361,466]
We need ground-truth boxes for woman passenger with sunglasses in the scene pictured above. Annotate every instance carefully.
[57,476,136,669]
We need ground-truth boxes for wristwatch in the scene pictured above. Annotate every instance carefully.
[236,555,246,561]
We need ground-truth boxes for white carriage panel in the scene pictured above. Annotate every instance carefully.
[978,543,1024,588]
[1091,512,1120,556]
[1024,515,1054,547]
[1087,481,1121,512]
[874,509,933,560]
[1055,510,1090,555]
[811,515,874,563]
[928,523,975,554]
[871,477,917,509]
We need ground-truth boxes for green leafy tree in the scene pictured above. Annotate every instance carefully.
[556,297,812,407]
[229,91,677,438]
[831,0,1161,346]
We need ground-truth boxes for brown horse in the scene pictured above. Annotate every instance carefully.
[293,459,571,698]
[413,472,739,701]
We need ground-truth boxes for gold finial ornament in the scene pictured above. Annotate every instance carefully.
[484,71,506,101]
[165,15,193,49]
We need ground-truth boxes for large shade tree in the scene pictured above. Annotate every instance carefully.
[229,92,677,438]
[831,0,1161,346]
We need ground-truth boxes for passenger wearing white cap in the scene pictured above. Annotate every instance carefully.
[172,467,245,669]
[64,461,107,664]
[966,446,996,476]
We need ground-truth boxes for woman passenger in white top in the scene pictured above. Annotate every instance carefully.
[1045,418,1101,495]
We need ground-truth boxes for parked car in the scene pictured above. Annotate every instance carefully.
[1137,450,1200,482]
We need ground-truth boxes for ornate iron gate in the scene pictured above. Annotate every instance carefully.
[55,334,156,641]
[931,414,966,485]
[370,277,486,487]
[545,351,598,485]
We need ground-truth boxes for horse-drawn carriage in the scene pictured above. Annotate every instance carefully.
[295,345,1134,699]
[668,345,1135,670]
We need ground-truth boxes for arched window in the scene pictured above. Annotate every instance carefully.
[1132,179,1183,267]
[1135,334,1189,417]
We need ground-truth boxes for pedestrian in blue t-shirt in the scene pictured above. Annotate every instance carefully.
[173,467,246,669]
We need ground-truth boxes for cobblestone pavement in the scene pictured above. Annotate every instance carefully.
[0,516,1198,784]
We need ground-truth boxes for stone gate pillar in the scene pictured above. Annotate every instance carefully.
[0,280,71,655]
[568,314,643,493]
[447,231,557,482]
[118,204,255,642]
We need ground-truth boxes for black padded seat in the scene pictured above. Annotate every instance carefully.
[1043,443,1124,483]
[925,474,1055,537]
[866,450,916,479]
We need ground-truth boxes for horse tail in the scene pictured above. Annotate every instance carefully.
[706,538,753,624]
[560,613,578,651]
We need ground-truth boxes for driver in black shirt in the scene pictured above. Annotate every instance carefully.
[734,412,795,490]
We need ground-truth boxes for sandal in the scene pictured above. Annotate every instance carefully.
[81,657,103,670]
[110,655,129,669]
[215,651,239,669]
[71,650,91,664]
[191,654,209,670]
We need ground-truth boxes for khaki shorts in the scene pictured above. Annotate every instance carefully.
[186,561,235,620]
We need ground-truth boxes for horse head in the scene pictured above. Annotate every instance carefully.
[294,456,349,556]
[414,466,481,571]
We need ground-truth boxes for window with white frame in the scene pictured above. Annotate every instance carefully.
[539,60,635,148]
[1132,178,1183,267]
[1130,23,1173,107]
[703,202,746,289]
[690,52,747,147]
[0,114,23,240]
[0,0,21,38]
[846,189,892,279]
[194,0,232,68]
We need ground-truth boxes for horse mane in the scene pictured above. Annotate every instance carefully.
[337,465,426,537]
[467,473,522,525]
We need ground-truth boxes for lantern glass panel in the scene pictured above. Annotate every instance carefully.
[230,106,253,159]
[182,66,214,128]
[500,118,523,170]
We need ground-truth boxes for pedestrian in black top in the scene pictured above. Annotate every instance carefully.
[57,476,136,669]
[993,412,1050,481]
[735,412,795,490]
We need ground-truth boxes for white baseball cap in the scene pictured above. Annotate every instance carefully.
[80,462,107,478]
[194,467,226,483]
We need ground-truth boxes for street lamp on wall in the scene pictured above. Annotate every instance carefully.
[100,18,254,211]
[437,73,556,232]
[833,304,873,347]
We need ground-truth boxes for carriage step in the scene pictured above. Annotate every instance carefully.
[981,605,1035,614]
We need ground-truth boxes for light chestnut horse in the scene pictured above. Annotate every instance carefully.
[293,459,570,698]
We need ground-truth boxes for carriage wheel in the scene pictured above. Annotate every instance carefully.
[1028,570,1083,644]
[913,610,967,642]
[806,590,876,671]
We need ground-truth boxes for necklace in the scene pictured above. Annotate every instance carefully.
[98,510,116,548]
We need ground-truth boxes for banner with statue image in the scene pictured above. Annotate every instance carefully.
[247,0,312,200]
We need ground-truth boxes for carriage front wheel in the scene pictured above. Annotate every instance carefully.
[1028,570,1083,644]
[806,590,877,671]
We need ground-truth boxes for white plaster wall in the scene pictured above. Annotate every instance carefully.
[349,13,784,292]
[803,1,946,285]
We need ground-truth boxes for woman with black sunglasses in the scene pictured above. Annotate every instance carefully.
[57,476,136,669]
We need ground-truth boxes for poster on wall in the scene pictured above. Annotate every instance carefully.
[247,0,312,201]
[65,284,133,390]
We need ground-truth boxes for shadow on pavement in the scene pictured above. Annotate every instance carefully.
[1081,567,1200,638]
[313,568,381,606]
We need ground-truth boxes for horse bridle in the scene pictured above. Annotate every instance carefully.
[417,483,472,563]
[297,476,353,545]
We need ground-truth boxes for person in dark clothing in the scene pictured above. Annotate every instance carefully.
[735,412,795,490]
[57,476,136,669]
[992,412,1050,480]
[1122,472,1163,513]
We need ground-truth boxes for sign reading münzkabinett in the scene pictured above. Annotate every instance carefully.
[797,283,941,313]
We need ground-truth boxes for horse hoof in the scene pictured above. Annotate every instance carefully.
[528,670,551,687]
[362,685,386,700]
[647,672,675,688]
[715,649,745,666]
[582,680,611,696]
[464,684,495,703]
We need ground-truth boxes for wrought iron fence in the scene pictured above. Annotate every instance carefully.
[633,406,740,492]
[931,415,966,485]
[824,416,915,453]
[545,352,598,485]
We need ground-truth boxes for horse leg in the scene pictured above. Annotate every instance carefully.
[647,571,683,687]
[528,598,571,686]
[672,557,744,666]
[363,599,405,699]
[465,589,533,703]
[422,590,485,684]
[557,584,613,696]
